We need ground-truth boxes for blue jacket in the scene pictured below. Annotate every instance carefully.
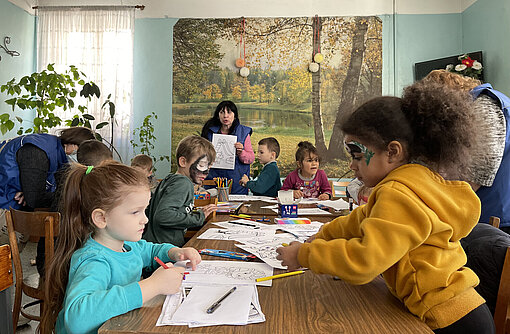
[0,133,68,209]
[471,83,510,227]
[206,123,252,195]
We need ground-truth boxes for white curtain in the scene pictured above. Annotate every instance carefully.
[37,7,135,162]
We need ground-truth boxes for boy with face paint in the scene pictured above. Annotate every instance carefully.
[144,136,217,247]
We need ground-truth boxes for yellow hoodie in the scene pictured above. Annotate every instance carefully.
[298,164,484,329]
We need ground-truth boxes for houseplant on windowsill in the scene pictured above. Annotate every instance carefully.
[0,64,100,135]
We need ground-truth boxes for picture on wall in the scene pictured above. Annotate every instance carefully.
[172,16,382,177]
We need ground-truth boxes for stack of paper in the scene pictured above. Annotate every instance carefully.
[156,260,270,327]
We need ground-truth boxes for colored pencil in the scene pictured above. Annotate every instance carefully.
[154,256,169,269]
[256,270,305,282]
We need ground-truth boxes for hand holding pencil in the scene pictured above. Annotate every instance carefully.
[275,241,302,271]
[168,247,202,271]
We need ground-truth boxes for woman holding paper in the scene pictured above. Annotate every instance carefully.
[201,101,255,195]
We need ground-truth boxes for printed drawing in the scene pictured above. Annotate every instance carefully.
[197,228,274,240]
[211,134,237,170]
[191,262,266,281]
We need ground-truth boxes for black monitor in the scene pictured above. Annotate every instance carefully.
[414,51,483,81]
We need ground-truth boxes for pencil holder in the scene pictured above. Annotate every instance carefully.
[218,187,229,202]
[278,204,298,218]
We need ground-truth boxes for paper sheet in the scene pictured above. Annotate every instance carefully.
[197,228,275,241]
[175,260,274,287]
[211,134,237,170]
[270,207,332,215]
[228,194,277,202]
[171,285,252,326]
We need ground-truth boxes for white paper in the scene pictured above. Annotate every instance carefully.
[175,260,274,287]
[171,285,252,325]
[197,228,275,241]
[278,190,295,204]
[211,133,237,170]
[228,194,277,202]
[319,198,352,211]
[236,243,287,269]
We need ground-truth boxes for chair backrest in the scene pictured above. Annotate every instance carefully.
[491,216,501,229]
[494,246,510,334]
[194,197,218,221]
[6,209,60,290]
[0,244,12,293]
[330,180,351,199]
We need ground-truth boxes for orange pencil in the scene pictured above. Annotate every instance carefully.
[154,256,169,269]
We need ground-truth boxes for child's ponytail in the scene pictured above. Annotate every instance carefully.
[401,80,478,179]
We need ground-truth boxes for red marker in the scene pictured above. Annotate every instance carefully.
[154,256,169,269]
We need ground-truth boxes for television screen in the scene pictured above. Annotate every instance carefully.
[414,51,483,81]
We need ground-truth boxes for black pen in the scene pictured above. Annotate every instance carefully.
[206,287,237,314]
[228,220,260,229]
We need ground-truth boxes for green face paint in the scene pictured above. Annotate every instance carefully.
[344,140,375,165]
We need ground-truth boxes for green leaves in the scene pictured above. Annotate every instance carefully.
[0,63,102,135]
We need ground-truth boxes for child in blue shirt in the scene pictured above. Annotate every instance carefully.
[240,137,281,197]
[40,161,201,334]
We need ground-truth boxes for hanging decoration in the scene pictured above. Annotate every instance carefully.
[236,17,249,77]
[309,15,322,73]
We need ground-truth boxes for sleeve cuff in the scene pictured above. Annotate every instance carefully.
[126,281,143,310]
[298,243,312,269]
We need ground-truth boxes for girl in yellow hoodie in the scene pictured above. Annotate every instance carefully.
[276,80,494,333]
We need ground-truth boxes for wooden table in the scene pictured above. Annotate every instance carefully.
[236,200,348,218]
[99,214,432,333]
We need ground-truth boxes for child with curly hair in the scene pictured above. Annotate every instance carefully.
[277,80,494,333]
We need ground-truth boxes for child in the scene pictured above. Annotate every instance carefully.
[131,153,158,190]
[240,137,281,197]
[40,161,201,333]
[281,141,332,200]
[77,139,114,166]
[144,136,217,247]
[276,80,495,333]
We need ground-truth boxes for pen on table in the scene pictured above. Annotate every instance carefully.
[256,270,305,282]
[277,228,300,239]
[154,256,169,269]
[228,219,259,228]
[206,286,237,314]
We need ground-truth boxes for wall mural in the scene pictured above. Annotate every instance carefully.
[172,16,382,177]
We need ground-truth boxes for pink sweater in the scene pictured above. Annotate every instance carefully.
[281,169,331,198]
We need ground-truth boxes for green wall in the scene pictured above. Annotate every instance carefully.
[393,13,462,95]
[0,0,35,140]
[133,18,177,178]
[462,0,510,95]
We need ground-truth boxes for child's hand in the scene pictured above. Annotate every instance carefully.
[293,189,304,199]
[169,247,202,271]
[14,192,26,205]
[240,174,249,187]
[150,263,185,295]
[276,241,302,270]
[199,204,217,218]
[318,193,329,201]
[234,142,244,155]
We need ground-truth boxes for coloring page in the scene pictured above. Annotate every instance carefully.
[211,134,236,170]
[197,228,275,241]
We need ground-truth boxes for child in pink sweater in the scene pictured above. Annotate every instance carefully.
[281,141,331,200]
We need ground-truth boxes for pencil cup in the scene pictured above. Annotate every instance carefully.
[218,187,229,202]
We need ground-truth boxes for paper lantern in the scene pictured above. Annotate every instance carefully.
[314,53,324,64]
[308,62,319,73]
[235,58,245,68]
[240,67,250,77]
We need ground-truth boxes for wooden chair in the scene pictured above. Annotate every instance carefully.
[184,197,219,240]
[5,208,60,329]
[329,179,352,199]
[491,216,501,229]
[0,244,14,334]
[494,246,510,334]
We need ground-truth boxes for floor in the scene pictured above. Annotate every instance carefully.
[1,211,39,334]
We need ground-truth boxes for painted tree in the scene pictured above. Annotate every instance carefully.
[328,17,369,158]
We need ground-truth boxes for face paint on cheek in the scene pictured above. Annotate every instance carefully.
[344,140,374,165]
[189,155,210,184]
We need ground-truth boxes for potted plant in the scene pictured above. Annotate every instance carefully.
[0,64,100,135]
[130,111,170,172]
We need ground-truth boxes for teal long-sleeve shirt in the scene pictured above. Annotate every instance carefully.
[56,237,175,334]
[144,173,205,246]
[246,161,281,197]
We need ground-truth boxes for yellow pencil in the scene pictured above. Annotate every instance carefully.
[256,270,305,282]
